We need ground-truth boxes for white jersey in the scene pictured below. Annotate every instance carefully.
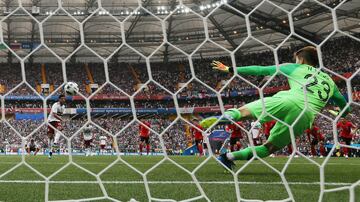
[4,141,10,152]
[251,122,261,139]
[99,136,107,146]
[48,102,65,122]
[83,126,93,141]
[3,140,9,148]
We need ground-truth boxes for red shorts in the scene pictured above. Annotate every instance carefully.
[84,140,92,147]
[253,138,261,146]
[100,145,106,149]
[140,136,150,144]
[48,121,62,134]
[340,137,352,145]
[230,137,241,145]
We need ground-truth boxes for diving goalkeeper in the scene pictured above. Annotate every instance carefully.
[200,46,350,169]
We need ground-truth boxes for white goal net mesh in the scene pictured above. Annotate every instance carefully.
[0,0,359,201]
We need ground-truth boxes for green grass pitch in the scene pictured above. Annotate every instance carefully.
[0,155,359,202]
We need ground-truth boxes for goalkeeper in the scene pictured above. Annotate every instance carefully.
[200,46,350,169]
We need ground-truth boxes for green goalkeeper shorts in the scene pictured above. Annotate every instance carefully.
[245,95,315,148]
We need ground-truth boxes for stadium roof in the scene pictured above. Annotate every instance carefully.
[0,0,359,62]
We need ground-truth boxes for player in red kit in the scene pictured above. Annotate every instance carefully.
[226,122,244,152]
[263,120,276,140]
[305,124,325,158]
[191,119,204,156]
[139,120,151,155]
[262,120,277,157]
[337,118,357,158]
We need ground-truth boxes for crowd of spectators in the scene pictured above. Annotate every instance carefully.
[1,36,358,97]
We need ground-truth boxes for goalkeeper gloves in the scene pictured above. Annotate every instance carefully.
[329,109,348,118]
[211,61,232,73]
[328,109,339,116]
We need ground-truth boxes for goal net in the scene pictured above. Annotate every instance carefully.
[0,0,359,201]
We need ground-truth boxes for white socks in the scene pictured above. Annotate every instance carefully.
[226,152,235,161]
[54,132,61,144]
[48,139,53,148]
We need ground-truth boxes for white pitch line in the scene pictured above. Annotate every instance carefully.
[49,196,108,202]
[0,162,359,165]
[0,180,353,186]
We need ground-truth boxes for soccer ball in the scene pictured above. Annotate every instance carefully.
[64,82,79,96]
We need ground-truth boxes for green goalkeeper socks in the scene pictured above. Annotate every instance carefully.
[228,145,270,160]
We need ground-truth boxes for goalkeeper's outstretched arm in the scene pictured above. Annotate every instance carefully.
[211,61,297,76]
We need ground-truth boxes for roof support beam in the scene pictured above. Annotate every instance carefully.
[125,0,152,40]
[109,0,151,64]
[163,0,177,64]
[270,0,300,7]
[195,0,238,49]
[70,0,97,54]
[223,0,322,43]
[125,15,142,40]
[205,11,238,49]
[4,0,14,66]
[85,0,97,13]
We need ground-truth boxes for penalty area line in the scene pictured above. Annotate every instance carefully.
[0,162,360,166]
[0,180,352,186]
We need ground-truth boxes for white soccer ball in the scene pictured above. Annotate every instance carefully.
[64,82,79,96]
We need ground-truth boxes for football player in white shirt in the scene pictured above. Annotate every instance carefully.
[99,135,107,155]
[26,139,40,156]
[47,94,66,159]
[3,139,9,155]
[251,121,262,146]
[82,125,94,156]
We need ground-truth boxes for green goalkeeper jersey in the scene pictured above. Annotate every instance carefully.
[235,63,349,116]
